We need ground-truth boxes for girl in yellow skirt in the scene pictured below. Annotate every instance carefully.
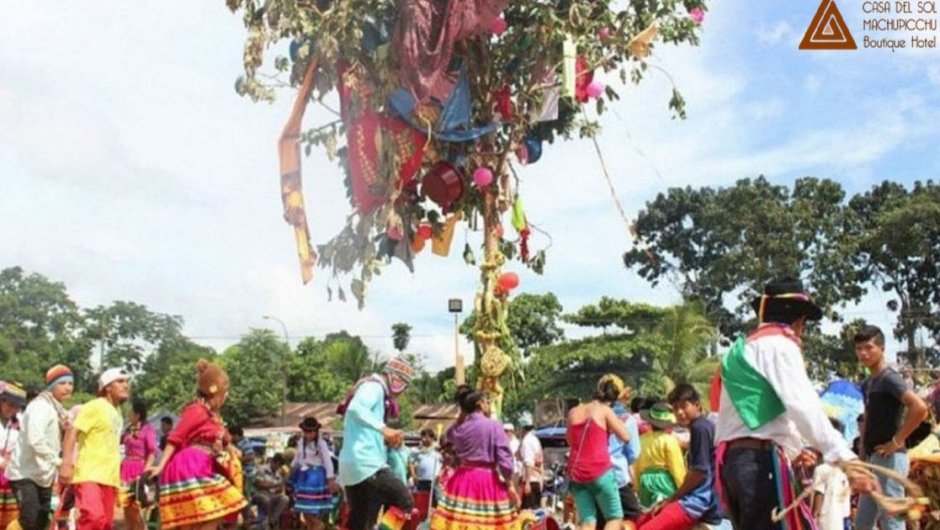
[0,382,26,530]
[431,385,521,530]
[147,360,247,530]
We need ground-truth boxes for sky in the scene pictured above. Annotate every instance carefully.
[2,1,937,371]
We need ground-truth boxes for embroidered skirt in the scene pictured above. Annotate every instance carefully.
[118,459,147,508]
[292,466,333,515]
[158,446,247,529]
[0,471,18,530]
[431,466,520,530]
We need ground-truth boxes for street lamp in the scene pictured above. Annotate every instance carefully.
[448,299,464,385]
[263,315,289,427]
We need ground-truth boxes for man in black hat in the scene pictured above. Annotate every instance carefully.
[714,278,878,530]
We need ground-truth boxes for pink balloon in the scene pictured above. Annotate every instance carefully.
[586,81,605,99]
[490,17,508,35]
[516,144,529,165]
[473,167,494,188]
[598,27,611,41]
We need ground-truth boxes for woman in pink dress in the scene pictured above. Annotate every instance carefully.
[120,400,157,530]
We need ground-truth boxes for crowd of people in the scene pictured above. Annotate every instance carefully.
[0,277,937,530]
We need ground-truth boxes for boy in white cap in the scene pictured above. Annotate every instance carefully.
[60,367,130,530]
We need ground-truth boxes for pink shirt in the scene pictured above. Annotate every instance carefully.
[122,423,157,462]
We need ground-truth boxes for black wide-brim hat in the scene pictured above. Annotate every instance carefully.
[299,416,321,431]
[750,278,823,322]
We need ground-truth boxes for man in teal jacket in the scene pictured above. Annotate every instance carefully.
[338,358,415,530]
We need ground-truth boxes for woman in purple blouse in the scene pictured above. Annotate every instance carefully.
[430,386,520,530]
[120,400,157,530]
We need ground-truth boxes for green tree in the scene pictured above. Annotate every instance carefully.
[462,293,565,358]
[520,299,719,411]
[322,331,376,382]
[220,329,287,426]
[639,301,717,404]
[623,177,864,336]
[141,361,207,414]
[0,267,92,388]
[802,320,869,382]
[136,336,216,405]
[287,337,352,402]
[83,301,186,376]
[391,323,412,353]
[849,180,940,368]
[565,297,668,332]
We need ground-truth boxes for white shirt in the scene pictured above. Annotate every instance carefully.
[0,416,20,470]
[291,437,335,479]
[7,396,64,487]
[812,463,851,530]
[715,330,855,463]
[519,431,543,484]
[508,436,521,477]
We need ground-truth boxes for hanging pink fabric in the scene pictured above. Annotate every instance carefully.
[393,0,507,101]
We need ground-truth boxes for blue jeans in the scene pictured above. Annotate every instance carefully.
[855,452,909,530]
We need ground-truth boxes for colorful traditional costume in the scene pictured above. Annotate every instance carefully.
[158,361,247,528]
[0,382,26,530]
[714,279,855,530]
[119,421,157,508]
[290,419,336,516]
[634,403,685,509]
[431,411,520,530]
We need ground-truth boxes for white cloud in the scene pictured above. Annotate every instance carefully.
[759,21,797,45]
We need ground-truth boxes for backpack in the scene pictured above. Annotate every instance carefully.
[336,375,400,421]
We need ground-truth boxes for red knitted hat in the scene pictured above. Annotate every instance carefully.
[45,365,73,386]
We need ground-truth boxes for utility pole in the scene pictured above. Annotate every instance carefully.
[448,299,464,385]
[263,315,290,427]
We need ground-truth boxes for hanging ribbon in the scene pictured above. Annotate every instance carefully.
[277,58,320,284]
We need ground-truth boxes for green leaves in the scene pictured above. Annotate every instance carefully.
[624,177,865,335]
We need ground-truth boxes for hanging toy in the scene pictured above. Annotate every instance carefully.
[387,225,403,241]
[417,224,433,240]
[516,137,542,165]
[585,81,605,99]
[497,272,520,291]
[472,167,494,188]
[490,17,508,35]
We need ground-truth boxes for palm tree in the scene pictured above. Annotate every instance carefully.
[391,323,412,352]
[322,333,375,382]
[644,300,718,407]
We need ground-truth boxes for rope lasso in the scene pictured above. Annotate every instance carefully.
[771,459,930,523]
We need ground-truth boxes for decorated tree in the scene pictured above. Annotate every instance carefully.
[226,0,707,417]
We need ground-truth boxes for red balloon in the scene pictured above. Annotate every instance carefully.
[417,224,433,240]
[498,272,520,291]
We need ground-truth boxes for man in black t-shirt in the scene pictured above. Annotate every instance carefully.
[854,325,928,530]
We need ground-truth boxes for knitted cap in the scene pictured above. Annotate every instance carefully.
[45,365,73,387]
[196,359,229,397]
[384,357,415,384]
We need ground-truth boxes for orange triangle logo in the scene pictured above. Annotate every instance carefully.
[800,0,857,50]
